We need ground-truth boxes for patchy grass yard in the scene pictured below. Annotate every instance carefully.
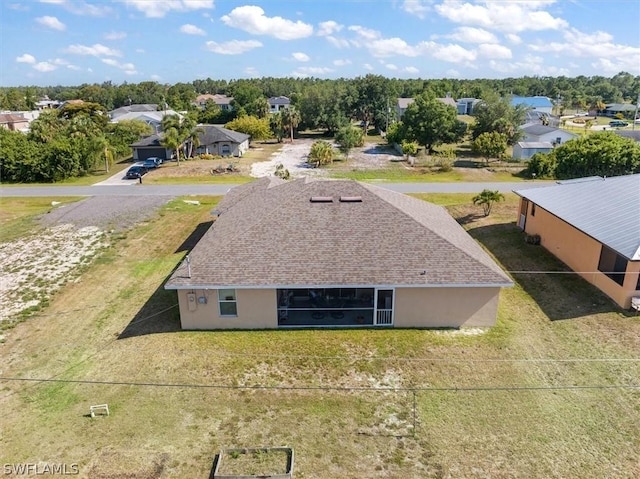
[0,194,638,479]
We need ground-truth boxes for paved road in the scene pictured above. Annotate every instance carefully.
[0,181,552,197]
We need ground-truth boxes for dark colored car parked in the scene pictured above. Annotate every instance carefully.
[125,164,148,179]
[141,158,162,169]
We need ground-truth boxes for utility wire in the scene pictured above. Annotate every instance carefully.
[1,376,638,393]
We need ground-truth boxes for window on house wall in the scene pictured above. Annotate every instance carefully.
[597,246,627,286]
[636,272,640,291]
[218,289,237,316]
[531,204,536,216]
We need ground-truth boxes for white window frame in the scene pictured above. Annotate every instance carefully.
[218,289,238,317]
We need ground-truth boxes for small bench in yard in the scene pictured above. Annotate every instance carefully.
[90,404,109,418]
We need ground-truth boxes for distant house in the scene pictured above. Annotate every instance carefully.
[396,96,458,119]
[194,94,234,111]
[457,98,482,115]
[512,141,554,160]
[511,96,554,115]
[0,113,29,132]
[514,174,640,309]
[194,125,249,157]
[110,107,182,133]
[520,124,577,145]
[130,134,173,162]
[614,130,640,143]
[268,96,291,113]
[35,98,60,110]
[164,177,512,330]
[110,104,158,120]
[603,103,636,118]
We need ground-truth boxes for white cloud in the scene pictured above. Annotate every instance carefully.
[348,25,381,41]
[52,58,69,65]
[205,40,262,55]
[363,63,373,71]
[368,37,419,57]
[447,27,497,44]
[292,66,333,78]
[489,54,570,76]
[477,43,512,59]
[430,43,477,63]
[33,62,57,72]
[435,0,568,33]
[180,24,206,35]
[150,74,162,81]
[529,27,640,74]
[65,43,122,57]
[40,0,111,16]
[67,65,81,71]
[121,0,213,18]
[385,63,399,71]
[244,66,259,76]
[292,52,310,62]
[16,53,36,64]
[446,68,461,77]
[317,20,343,36]
[104,31,127,40]
[333,59,351,66]
[505,33,522,45]
[401,0,433,19]
[221,6,313,40]
[326,36,350,49]
[404,66,419,74]
[102,58,137,75]
[36,16,66,31]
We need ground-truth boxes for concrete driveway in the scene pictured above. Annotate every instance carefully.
[93,167,139,186]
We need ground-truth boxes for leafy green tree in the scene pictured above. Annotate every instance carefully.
[385,122,406,146]
[334,126,364,159]
[225,115,271,141]
[401,140,419,165]
[106,120,153,159]
[471,132,508,164]
[554,132,640,179]
[526,152,557,179]
[308,140,334,166]
[401,94,467,153]
[473,189,505,217]
[472,93,526,145]
[246,97,270,118]
[350,74,397,132]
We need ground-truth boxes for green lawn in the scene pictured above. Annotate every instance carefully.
[1,196,638,478]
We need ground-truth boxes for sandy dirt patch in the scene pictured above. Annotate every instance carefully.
[1,196,172,329]
[250,140,403,178]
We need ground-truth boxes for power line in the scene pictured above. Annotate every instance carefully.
[0,376,638,393]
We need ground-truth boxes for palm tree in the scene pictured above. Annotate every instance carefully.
[160,114,197,164]
[282,107,301,142]
[472,189,505,217]
[308,140,334,167]
[186,125,204,158]
[161,127,181,164]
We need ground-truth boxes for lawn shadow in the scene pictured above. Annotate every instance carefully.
[468,222,626,321]
[118,221,214,339]
[175,220,213,253]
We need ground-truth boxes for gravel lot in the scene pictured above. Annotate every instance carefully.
[38,195,174,231]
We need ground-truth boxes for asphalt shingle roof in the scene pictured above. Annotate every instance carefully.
[198,125,250,145]
[166,178,512,289]
[514,174,640,260]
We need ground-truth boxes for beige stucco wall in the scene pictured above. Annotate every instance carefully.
[176,288,277,329]
[394,287,501,327]
[520,199,640,308]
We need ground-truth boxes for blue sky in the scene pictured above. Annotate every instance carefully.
[2,0,639,87]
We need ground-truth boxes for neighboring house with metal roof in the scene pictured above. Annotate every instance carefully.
[165,177,513,330]
[457,98,482,115]
[268,96,291,113]
[520,124,577,145]
[194,124,249,157]
[512,141,554,160]
[514,174,640,309]
[511,96,554,115]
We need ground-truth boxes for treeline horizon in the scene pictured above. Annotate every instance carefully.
[1,72,639,113]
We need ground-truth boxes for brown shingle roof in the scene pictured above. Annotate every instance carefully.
[166,179,512,289]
